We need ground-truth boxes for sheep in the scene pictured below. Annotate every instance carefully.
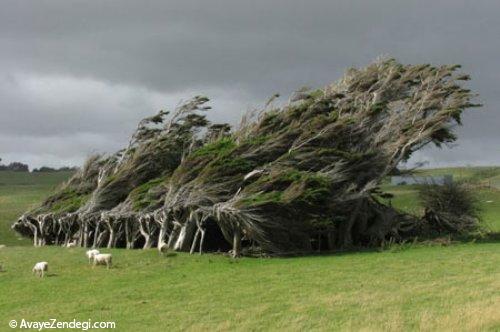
[93,253,112,269]
[32,262,48,278]
[66,241,77,248]
[86,249,100,264]
[0,244,6,249]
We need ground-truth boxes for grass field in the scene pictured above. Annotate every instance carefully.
[0,171,73,246]
[1,169,500,331]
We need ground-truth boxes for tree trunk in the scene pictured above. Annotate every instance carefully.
[175,218,196,251]
[139,220,153,249]
[143,235,152,249]
[93,221,101,248]
[326,230,335,250]
[107,228,115,249]
[32,226,38,247]
[125,219,132,249]
[190,228,200,254]
[37,217,46,246]
[63,230,70,247]
[199,229,206,255]
[82,221,89,248]
[157,215,170,251]
[174,225,187,251]
[167,223,180,249]
[232,228,241,258]
[54,223,61,246]
[340,199,363,248]
[97,229,108,247]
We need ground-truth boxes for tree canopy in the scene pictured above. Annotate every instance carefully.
[13,59,480,256]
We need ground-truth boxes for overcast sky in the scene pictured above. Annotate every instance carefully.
[1,0,499,169]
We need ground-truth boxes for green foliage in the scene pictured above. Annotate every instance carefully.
[241,134,271,147]
[210,156,256,176]
[308,114,330,130]
[48,188,90,213]
[328,110,340,121]
[16,59,481,253]
[316,148,369,162]
[308,89,325,99]
[259,111,282,130]
[191,137,236,158]
[129,176,168,211]
[370,101,388,114]
[282,172,331,205]
[241,170,331,208]
[241,191,283,206]
[286,101,313,120]
[275,169,304,183]
[418,183,481,220]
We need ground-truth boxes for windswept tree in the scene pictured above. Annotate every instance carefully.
[157,59,479,255]
[80,95,215,214]
[14,59,480,256]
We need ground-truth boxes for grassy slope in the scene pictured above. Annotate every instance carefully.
[0,171,74,246]
[1,168,500,330]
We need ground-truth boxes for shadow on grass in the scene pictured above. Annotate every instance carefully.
[35,273,59,279]
[238,246,385,260]
[463,232,500,244]
[90,265,116,270]
[264,232,500,260]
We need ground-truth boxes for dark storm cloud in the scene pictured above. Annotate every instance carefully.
[0,0,499,168]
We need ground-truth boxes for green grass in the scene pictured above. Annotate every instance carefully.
[1,244,500,330]
[0,171,74,246]
[1,168,500,330]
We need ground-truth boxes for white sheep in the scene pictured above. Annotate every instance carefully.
[32,261,48,278]
[93,253,112,269]
[86,249,100,263]
[66,241,77,248]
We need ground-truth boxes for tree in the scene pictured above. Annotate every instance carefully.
[417,183,482,235]
[0,162,29,172]
[13,59,480,255]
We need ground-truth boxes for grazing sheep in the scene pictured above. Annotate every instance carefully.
[0,244,6,249]
[32,262,48,278]
[66,241,77,248]
[93,253,112,269]
[86,249,100,263]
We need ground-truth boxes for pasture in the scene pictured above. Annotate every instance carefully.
[0,171,74,246]
[1,169,500,331]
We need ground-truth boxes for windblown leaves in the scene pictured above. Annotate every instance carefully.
[17,59,480,254]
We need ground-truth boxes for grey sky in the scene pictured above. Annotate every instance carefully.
[1,0,499,168]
